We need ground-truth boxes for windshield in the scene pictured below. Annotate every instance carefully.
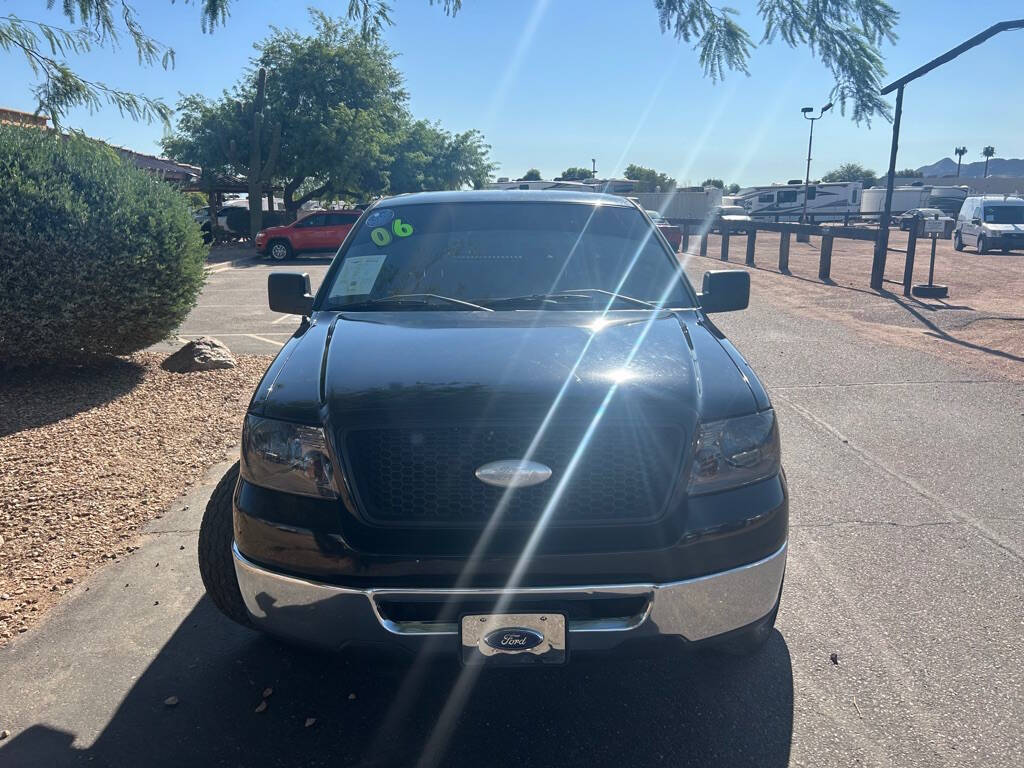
[983,205,1024,224]
[321,201,693,310]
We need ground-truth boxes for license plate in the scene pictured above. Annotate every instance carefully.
[460,613,567,666]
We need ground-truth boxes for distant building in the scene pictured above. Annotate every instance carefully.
[0,107,49,128]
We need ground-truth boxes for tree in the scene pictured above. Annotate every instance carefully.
[625,164,676,193]
[164,13,407,217]
[896,168,921,178]
[701,178,724,189]
[726,183,740,194]
[982,146,995,178]
[557,166,594,181]
[954,146,967,177]
[520,168,542,181]
[225,67,280,236]
[389,119,494,192]
[822,162,878,188]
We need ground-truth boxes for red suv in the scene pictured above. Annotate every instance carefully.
[255,210,361,260]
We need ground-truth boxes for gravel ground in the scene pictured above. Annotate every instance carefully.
[0,352,271,644]
[685,231,1024,382]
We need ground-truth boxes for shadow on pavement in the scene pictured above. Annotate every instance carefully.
[0,597,793,768]
[879,289,1024,364]
[0,357,145,438]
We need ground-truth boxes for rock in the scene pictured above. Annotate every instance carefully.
[304,718,317,728]
[164,696,178,707]
[0,729,9,740]
[0,534,5,548]
[254,700,268,713]
[262,687,273,698]
[161,337,236,373]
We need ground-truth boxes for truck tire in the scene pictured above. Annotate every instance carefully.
[268,239,293,261]
[953,231,964,251]
[977,235,988,255]
[197,462,252,628]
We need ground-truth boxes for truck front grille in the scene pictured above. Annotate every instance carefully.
[344,422,682,526]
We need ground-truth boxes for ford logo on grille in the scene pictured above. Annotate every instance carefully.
[474,459,552,488]
[484,627,544,651]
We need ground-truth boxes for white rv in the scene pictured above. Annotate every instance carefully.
[731,182,862,220]
[860,185,930,215]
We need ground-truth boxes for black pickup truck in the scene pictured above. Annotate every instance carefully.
[198,190,787,665]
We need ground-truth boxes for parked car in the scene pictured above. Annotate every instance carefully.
[710,204,752,234]
[254,210,362,260]
[645,209,683,251]
[954,196,1024,254]
[897,207,948,232]
[198,190,788,664]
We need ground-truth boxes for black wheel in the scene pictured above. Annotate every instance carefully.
[953,231,964,251]
[977,234,989,255]
[268,239,292,261]
[198,462,252,628]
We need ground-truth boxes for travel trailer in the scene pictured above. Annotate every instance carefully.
[730,182,861,220]
[860,185,970,217]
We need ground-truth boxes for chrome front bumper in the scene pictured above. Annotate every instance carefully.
[232,541,787,653]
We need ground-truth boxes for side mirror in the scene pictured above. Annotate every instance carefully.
[972,217,981,225]
[699,269,750,313]
[268,272,314,316]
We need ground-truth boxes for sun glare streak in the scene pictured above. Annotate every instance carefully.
[607,47,682,183]
[418,222,682,768]
[482,0,551,132]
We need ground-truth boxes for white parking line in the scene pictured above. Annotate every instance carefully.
[271,314,297,324]
[246,334,286,347]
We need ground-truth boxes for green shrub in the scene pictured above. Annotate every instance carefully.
[0,125,207,366]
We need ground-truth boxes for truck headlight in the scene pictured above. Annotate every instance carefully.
[688,410,780,495]
[240,415,339,499]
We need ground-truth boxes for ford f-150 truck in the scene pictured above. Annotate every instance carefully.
[198,190,787,665]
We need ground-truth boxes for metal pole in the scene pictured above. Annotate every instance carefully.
[871,84,904,290]
[801,118,814,227]
[797,118,815,244]
[928,235,937,285]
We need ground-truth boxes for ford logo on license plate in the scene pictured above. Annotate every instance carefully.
[483,627,544,651]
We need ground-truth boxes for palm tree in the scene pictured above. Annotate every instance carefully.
[982,146,995,178]
[954,146,967,177]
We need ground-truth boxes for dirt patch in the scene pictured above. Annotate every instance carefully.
[683,230,1024,381]
[0,352,271,643]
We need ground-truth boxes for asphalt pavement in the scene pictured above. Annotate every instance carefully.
[1,255,1021,767]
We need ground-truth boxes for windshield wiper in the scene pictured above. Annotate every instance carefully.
[559,288,658,308]
[336,293,493,311]
[479,289,657,309]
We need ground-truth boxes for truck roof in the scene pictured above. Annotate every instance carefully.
[374,189,633,208]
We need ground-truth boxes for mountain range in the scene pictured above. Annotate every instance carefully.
[916,157,1024,178]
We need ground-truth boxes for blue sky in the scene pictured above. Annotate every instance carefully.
[6,1,1023,186]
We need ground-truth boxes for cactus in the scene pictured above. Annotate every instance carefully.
[225,67,280,238]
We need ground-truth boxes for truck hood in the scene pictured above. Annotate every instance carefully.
[983,223,1024,233]
[253,310,761,432]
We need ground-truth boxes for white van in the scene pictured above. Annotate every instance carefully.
[954,196,1024,253]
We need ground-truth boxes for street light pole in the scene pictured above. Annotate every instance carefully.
[798,102,832,242]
